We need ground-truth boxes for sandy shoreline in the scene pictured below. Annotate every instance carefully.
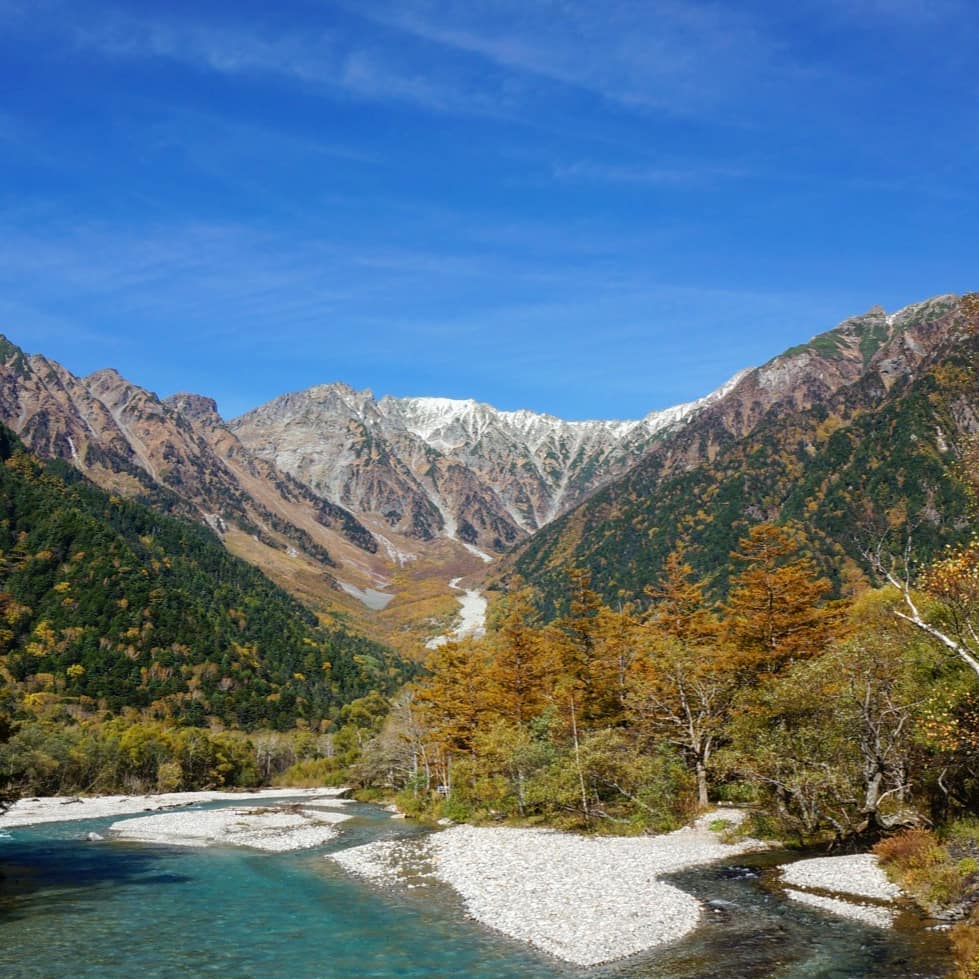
[0,788,349,829]
[331,808,768,966]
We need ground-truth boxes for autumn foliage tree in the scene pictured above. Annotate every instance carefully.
[404,568,697,829]
[630,551,734,807]
[482,583,555,725]
[643,549,718,644]
[725,522,845,676]
[380,525,977,842]
[413,639,487,761]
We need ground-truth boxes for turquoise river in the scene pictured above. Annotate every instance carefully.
[0,797,953,978]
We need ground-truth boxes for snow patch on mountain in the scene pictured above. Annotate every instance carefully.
[231,368,750,552]
[396,369,749,456]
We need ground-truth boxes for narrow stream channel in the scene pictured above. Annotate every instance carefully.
[0,801,952,978]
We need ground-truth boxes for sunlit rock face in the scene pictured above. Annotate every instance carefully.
[229,376,737,551]
[0,339,376,569]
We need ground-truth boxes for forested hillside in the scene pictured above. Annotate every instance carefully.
[362,531,979,838]
[506,294,979,615]
[359,529,979,971]
[0,426,413,733]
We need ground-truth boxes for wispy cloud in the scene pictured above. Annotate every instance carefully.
[65,8,521,119]
[0,210,947,420]
[348,0,806,117]
[72,14,334,80]
[41,1,833,126]
[553,159,749,187]
[0,214,599,344]
[337,48,517,118]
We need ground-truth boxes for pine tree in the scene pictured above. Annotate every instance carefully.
[643,548,718,644]
[413,639,487,756]
[551,568,628,726]
[631,551,731,807]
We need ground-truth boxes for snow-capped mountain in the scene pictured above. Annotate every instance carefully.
[229,374,743,552]
[0,290,967,645]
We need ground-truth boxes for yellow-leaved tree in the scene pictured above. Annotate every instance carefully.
[724,521,846,677]
[628,550,735,807]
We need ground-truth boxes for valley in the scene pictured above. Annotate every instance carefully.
[2,293,978,977]
[5,6,978,974]
[1,292,973,656]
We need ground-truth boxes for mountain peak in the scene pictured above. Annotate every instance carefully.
[506,291,977,614]
[0,334,30,375]
[164,393,222,425]
[85,367,125,383]
[886,293,959,329]
[307,380,369,398]
[231,371,741,547]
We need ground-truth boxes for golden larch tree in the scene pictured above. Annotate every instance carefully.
[724,522,846,676]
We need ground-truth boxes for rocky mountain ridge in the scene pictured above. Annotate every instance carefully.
[630,294,961,475]
[0,337,383,596]
[504,292,977,611]
[0,290,969,644]
[229,368,747,553]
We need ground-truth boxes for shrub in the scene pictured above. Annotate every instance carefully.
[951,908,979,979]
[273,757,345,787]
[875,828,968,912]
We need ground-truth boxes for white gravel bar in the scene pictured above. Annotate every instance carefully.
[780,853,901,901]
[0,788,349,828]
[784,888,897,929]
[331,808,766,967]
[779,854,902,928]
[110,805,351,851]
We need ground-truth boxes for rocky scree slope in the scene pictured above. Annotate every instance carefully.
[229,374,743,554]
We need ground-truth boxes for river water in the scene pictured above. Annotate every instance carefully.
[0,799,951,978]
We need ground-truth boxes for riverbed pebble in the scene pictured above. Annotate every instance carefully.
[330,807,767,966]
[781,853,901,901]
[109,806,351,851]
[784,888,897,928]
[779,853,903,928]
[0,788,349,829]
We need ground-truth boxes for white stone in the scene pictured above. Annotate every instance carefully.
[329,807,767,966]
[780,853,901,902]
[110,805,351,851]
[784,888,896,929]
[0,788,348,828]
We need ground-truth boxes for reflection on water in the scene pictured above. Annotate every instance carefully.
[0,801,952,979]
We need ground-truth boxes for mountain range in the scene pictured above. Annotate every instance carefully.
[506,292,979,610]
[229,374,743,551]
[1,290,975,648]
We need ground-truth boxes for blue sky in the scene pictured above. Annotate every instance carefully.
[1,0,977,420]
